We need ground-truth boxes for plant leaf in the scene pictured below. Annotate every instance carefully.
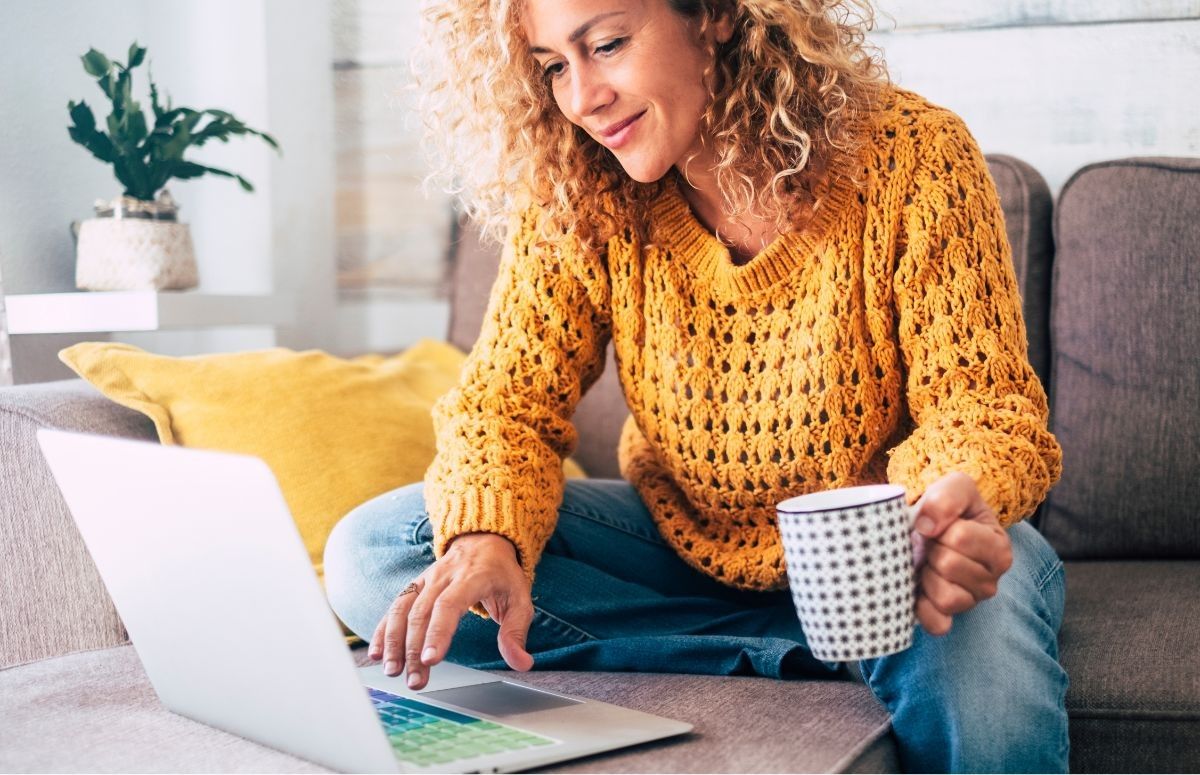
[90,132,116,163]
[117,71,133,115]
[127,43,146,68]
[149,78,164,120]
[114,154,153,200]
[167,161,255,192]
[154,106,186,129]
[82,49,111,77]
[183,110,204,133]
[68,100,96,134]
[258,131,281,152]
[112,161,134,194]
[161,123,192,160]
[169,161,210,179]
[127,110,148,145]
[67,126,117,164]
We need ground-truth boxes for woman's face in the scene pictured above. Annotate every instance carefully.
[523,0,732,183]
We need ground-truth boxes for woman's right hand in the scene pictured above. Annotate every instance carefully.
[369,532,535,690]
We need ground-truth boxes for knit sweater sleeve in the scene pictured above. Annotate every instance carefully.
[886,113,1063,526]
[424,207,611,591]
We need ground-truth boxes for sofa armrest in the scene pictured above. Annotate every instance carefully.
[0,379,156,669]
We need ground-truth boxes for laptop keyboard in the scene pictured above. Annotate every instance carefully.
[369,688,555,767]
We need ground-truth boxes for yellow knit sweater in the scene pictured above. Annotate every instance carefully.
[425,87,1063,593]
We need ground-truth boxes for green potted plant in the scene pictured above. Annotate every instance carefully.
[67,42,280,291]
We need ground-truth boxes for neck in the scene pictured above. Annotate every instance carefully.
[673,164,779,263]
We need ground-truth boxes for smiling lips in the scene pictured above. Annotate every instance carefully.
[597,109,646,148]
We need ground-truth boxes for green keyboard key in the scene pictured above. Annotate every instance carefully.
[500,741,530,751]
[479,742,513,755]
[372,685,559,766]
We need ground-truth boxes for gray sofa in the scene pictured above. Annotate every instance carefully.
[2,156,1197,773]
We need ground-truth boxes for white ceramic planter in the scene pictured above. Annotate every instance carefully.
[75,216,198,291]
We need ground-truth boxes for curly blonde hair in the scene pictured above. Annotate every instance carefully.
[415,0,890,251]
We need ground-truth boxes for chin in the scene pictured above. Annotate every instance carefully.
[616,157,672,184]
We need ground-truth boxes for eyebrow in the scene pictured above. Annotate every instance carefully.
[528,11,626,55]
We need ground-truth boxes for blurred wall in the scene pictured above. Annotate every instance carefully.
[331,0,452,356]
[872,1,1200,195]
[327,0,1198,358]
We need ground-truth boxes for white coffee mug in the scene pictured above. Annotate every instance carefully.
[776,484,918,662]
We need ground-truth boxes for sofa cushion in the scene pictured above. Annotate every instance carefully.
[511,669,897,773]
[0,644,898,773]
[1059,560,1200,773]
[0,646,327,773]
[0,379,154,669]
[1041,158,1200,558]
[985,155,1054,390]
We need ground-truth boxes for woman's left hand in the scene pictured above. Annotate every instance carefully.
[910,471,1013,636]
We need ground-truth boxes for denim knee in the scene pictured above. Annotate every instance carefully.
[858,520,1069,772]
[323,481,434,642]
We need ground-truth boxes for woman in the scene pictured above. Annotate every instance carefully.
[325,0,1069,770]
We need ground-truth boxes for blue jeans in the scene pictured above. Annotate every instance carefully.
[325,479,1069,773]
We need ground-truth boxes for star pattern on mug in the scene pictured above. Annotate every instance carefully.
[779,496,917,662]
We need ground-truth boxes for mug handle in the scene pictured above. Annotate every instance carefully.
[903,501,930,570]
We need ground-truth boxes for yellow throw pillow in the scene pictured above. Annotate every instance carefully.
[59,339,587,587]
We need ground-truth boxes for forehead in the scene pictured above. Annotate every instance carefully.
[522,0,651,47]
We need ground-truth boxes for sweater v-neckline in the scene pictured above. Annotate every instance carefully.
[651,172,857,297]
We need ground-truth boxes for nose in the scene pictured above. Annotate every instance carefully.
[567,61,615,120]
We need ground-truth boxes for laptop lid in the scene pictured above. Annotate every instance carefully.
[37,428,401,773]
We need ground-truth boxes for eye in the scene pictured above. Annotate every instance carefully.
[595,37,626,55]
[543,61,566,80]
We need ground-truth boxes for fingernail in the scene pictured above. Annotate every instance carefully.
[915,517,935,536]
[422,646,437,663]
[384,660,398,675]
[407,673,420,688]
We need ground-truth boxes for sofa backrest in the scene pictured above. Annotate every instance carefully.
[447,220,628,479]
[0,380,153,668]
[448,155,1056,482]
[1039,157,1200,559]
[986,155,1055,389]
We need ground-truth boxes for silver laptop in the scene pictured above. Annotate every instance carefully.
[37,429,692,774]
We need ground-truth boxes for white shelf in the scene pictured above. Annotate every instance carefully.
[4,291,294,335]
